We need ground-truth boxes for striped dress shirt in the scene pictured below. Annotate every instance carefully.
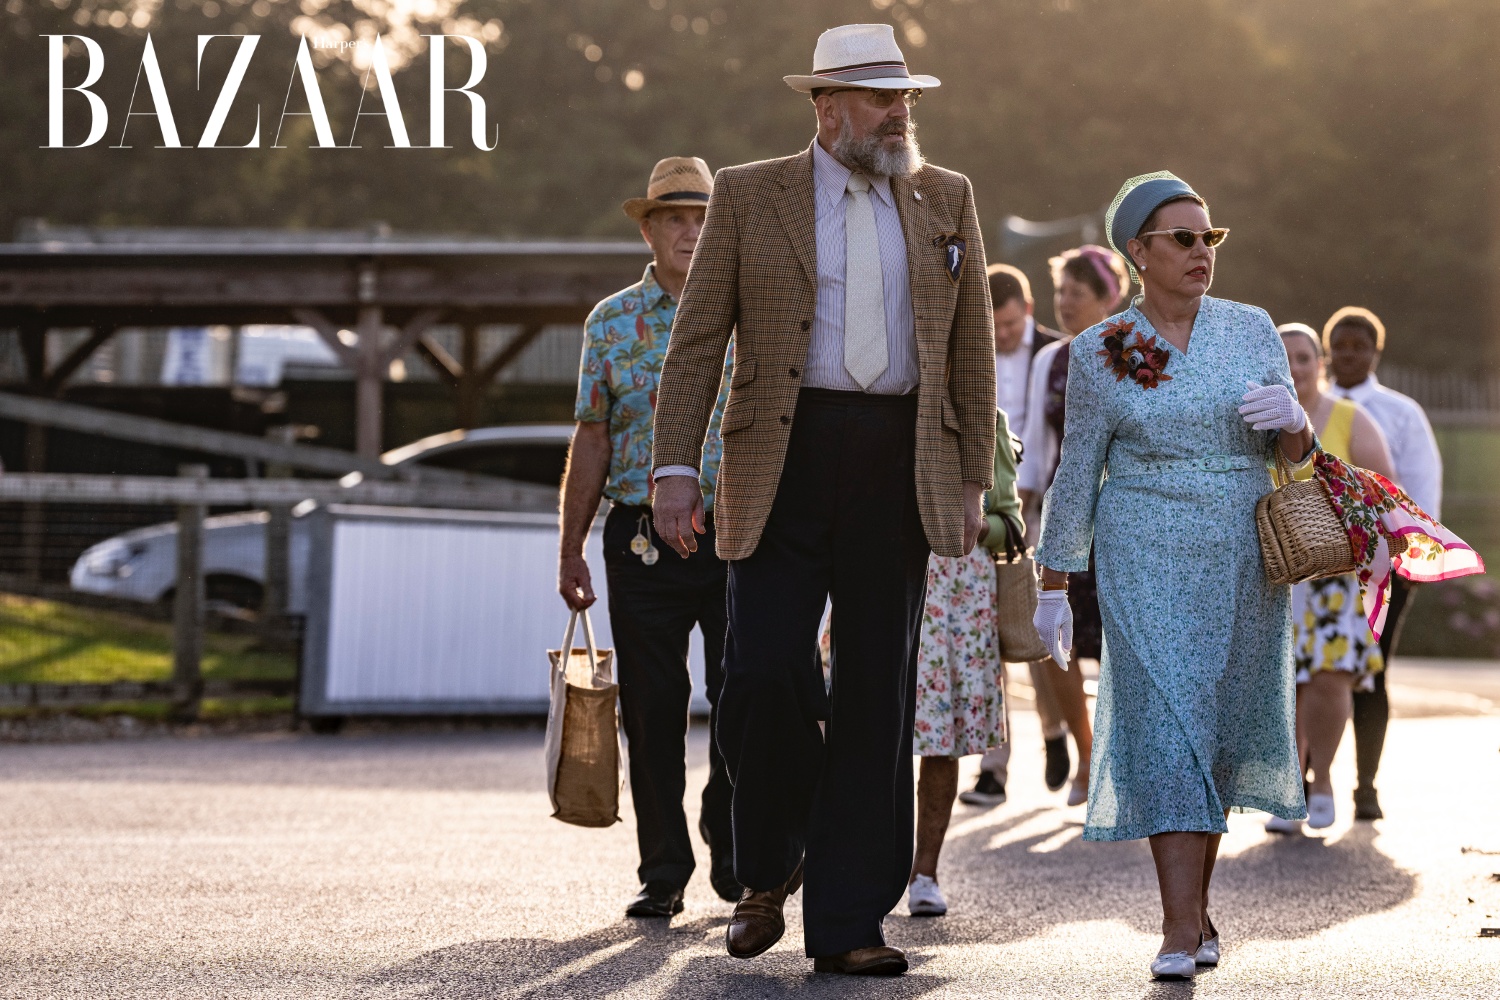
[804,139,919,394]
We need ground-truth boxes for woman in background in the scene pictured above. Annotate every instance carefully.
[1015,245,1129,806]
[1269,324,1397,834]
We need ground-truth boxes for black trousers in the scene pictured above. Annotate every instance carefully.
[603,503,730,889]
[718,389,931,957]
[1352,575,1417,791]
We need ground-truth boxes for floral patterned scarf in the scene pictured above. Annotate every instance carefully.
[1313,449,1485,639]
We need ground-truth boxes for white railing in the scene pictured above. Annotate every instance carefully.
[1379,365,1500,427]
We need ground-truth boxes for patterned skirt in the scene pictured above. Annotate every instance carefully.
[911,548,1005,758]
[1292,574,1385,690]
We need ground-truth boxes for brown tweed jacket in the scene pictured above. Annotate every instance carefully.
[652,143,997,560]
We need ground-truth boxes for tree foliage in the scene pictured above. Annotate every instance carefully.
[5,0,1496,367]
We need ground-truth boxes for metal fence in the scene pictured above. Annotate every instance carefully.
[0,391,552,720]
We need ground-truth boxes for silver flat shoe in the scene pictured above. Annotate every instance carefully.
[1195,933,1220,966]
[1150,951,1197,980]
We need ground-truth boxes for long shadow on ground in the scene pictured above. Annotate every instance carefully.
[356,916,950,999]
[359,809,1414,997]
[888,808,1415,951]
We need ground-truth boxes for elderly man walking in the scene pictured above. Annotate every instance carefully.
[557,157,739,918]
[651,25,996,975]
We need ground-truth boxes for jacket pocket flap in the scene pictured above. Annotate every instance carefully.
[721,400,755,434]
[729,356,757,388]
[941,398,962,432]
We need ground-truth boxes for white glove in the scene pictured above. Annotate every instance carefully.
[1238,381,1307,433]
[1033,590,1073,671]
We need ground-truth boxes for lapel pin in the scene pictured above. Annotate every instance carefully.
[913,191,922,201]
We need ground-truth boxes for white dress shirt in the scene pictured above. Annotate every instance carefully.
[995,317,1035,428]
[1017,337,1068,498]
[654,142,920,483]
[1327,373,1444,517]
[803,139,918,394]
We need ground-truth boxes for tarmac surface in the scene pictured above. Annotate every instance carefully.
[1,658,1498,998]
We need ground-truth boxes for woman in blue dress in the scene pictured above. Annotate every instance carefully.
[1032,173,1314,980]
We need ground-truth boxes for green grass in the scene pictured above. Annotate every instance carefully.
[0,594,295,685]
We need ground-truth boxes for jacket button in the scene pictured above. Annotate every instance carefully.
[789,367,800,378]
[779,415,791,425]
[800,320,811,331]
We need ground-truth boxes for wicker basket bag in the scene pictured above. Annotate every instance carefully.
[1255,447,1358,586]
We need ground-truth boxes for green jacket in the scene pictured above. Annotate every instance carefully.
[981,410,1025,555]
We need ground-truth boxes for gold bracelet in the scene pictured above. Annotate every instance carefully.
[1040,580,1068,592]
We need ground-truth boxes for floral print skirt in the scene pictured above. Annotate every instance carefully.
[1292,574,1385,690]
[911,548,1005,758]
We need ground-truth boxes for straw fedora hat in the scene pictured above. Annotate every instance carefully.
[621,157,714,221]
[783,23,940,93]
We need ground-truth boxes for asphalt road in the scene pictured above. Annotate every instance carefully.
[1,662,1498,999]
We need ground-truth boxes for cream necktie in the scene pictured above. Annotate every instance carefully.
[844,172,888,390]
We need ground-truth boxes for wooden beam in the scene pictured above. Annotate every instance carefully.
[44,326,117,394]
[415,333,462,388]
[0,391,465,482]
[291,308,359,369]
[477,323,547,385]
[383,308,443,366]
[0,472,558,511]
[172,464,207,721]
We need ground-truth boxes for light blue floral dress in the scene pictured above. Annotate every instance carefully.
[1036,295,1306,841]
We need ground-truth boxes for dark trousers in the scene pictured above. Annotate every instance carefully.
[718,389,931,957]
[603,504,730,889]
[1353,575,1417,791]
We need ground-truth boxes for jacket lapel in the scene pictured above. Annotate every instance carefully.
[891,172,931,308]
[774,147,817,287]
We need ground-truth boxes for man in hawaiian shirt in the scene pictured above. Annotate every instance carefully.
[557,157,735,917]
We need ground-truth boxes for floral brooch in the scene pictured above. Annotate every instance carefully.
[1098,319,1172,389]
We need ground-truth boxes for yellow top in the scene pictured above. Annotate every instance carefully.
[1295,396,1355,480]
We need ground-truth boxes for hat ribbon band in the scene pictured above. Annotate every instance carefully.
[652,191,709,203]
[813,61,911,83]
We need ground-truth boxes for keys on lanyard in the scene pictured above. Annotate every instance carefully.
[630,513,660,565]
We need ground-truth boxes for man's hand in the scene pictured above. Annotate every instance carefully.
[653,475,704,558]
[962,480,985,554]
[558,554,596,611]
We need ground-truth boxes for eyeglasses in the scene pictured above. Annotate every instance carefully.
[833,88,922,109]
[1138,227,1230,249]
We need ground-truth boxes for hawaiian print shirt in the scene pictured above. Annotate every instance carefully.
[574,265,732,509]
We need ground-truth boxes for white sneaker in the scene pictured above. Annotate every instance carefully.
[906,874,947,917]
[1307,793,1336,829]
[1265,814,1304,835]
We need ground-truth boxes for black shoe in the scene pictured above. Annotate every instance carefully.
[957,771,1008,806]
[1044,735,1071,792]
[1353,786,1384,821]
[625,880,684,918]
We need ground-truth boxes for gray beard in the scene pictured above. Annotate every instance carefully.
[832,111,924,179]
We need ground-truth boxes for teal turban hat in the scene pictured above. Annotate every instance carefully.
[1106,171,1200,283]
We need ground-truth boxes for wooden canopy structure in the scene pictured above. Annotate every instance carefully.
[0,227,650,455]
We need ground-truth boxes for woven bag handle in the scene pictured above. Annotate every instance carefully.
[1271,443,1294,489]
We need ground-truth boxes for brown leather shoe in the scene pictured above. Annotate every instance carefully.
[813,946,909,976]
[724,860,804,959]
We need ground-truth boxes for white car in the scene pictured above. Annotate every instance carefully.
[69,425,574,613]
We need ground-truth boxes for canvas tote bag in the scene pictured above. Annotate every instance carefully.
[992,515,1052,663]
[543,609,622,828]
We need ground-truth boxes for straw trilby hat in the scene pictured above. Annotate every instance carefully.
[621,157,714,221]
[783,23,940,93]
